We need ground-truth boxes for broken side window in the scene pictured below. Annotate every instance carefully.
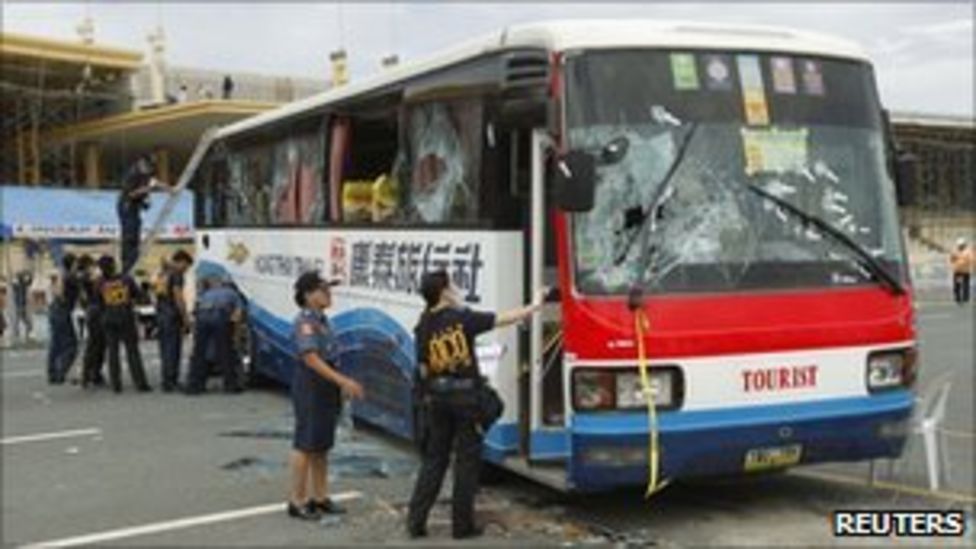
[225,152,250,226]
[226,144,272,227]
[271,133,325,225]
[399,98,483,225]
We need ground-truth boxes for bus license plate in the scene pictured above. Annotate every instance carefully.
[743,444,802,472]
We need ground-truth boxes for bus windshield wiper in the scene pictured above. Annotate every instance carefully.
[743,183,905,295]
[613,123,698,265]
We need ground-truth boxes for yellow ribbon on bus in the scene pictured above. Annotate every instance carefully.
[635,308,668,498]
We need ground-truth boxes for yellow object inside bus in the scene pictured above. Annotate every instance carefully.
[341,180,374,222]
[372,174,399,222]
[342,174,401,223]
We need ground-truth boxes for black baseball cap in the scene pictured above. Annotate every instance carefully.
[294,271,340,293]
[293,271,340,306]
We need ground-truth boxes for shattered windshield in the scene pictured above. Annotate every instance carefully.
[565,50,906,295]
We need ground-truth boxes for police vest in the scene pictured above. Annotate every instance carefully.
[100,278,132,308]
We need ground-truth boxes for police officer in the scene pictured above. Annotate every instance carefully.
[118,155,171,274]
[78,255,106,387]
[47,253,81,384]
[184,274,244,394]
[406,270,547,539]
[287,271,364,521]
[96,255,151,393]
[11,269,34,341]
[156,250,193,392]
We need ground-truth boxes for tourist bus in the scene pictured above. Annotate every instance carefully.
[185,20,918,493]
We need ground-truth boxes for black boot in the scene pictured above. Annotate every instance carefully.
[286,501,319,521]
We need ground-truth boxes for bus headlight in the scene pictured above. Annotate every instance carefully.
[572,367,682,411]
[866,348,916,391]
[616,371,675,409]
[572,370,615,410]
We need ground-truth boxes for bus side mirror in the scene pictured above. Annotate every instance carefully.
[894,151,917,207]
[553,150,596,212]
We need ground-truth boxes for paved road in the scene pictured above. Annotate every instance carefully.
[2,302,973,546]
[813,300,975,496]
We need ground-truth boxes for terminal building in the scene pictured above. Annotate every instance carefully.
[891,112,975,242]
[0,27,327,317]
[1,29,326,189]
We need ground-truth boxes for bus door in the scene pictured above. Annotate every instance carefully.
[525,128,566,462]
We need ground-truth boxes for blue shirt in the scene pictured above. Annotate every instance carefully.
[292,308,339,366]
[197,285,242,314]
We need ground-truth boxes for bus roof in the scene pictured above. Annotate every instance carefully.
[216,19,868,140]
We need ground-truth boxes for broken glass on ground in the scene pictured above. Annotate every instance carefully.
[318,515,342,528]
[328,448,414,480]
[219,456,284,473]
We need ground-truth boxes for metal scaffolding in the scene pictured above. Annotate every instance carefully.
[1,32,141,186]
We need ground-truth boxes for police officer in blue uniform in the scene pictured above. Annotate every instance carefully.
[118,155,169,274]
[117,156,152,274]
[47,253,80,384]
[96,255,151,393]
[406,270,547,540]
[156,250,193,392]
[286,271,364,521]
[184,272,244,394]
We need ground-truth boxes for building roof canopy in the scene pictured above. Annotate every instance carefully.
[44,100,276,159]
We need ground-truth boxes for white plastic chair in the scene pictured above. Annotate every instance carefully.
[870,372,954,490]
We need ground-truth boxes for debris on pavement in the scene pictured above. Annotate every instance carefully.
[219,456,283,473]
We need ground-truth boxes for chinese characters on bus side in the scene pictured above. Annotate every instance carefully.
[347,240,484,303]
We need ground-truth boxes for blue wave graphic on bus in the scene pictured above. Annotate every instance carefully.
[197,260,418,439]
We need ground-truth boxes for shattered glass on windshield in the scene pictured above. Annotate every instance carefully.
[571,111,757,294]
[566,50,906,295]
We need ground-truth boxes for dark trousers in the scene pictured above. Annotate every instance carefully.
[953,273,971,304]
[13,306,33,338]
[103,313,149,390]
[119,205,141,274]
[407,395,482,536]
[186,312,236,391]
[157,310,183,388]
[82,309,106,385]
[46,305,78,383]
[121,237,140,274]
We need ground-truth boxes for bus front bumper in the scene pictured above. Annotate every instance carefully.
[568,391,914,492]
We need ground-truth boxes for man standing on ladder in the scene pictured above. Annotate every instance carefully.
[118,155,171,274]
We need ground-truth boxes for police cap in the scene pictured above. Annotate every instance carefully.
[293,271,339,307]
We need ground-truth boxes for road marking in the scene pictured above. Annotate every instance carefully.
[939,427,976,440]
[918,312,954,320]
[23,490,364,548]
[1,362,44,369]
[792,470,976,504]
[2,371,44,379]
[1,428,101,446]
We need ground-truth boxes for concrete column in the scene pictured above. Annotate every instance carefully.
[83,142,101,188]
[154,148,171,185]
